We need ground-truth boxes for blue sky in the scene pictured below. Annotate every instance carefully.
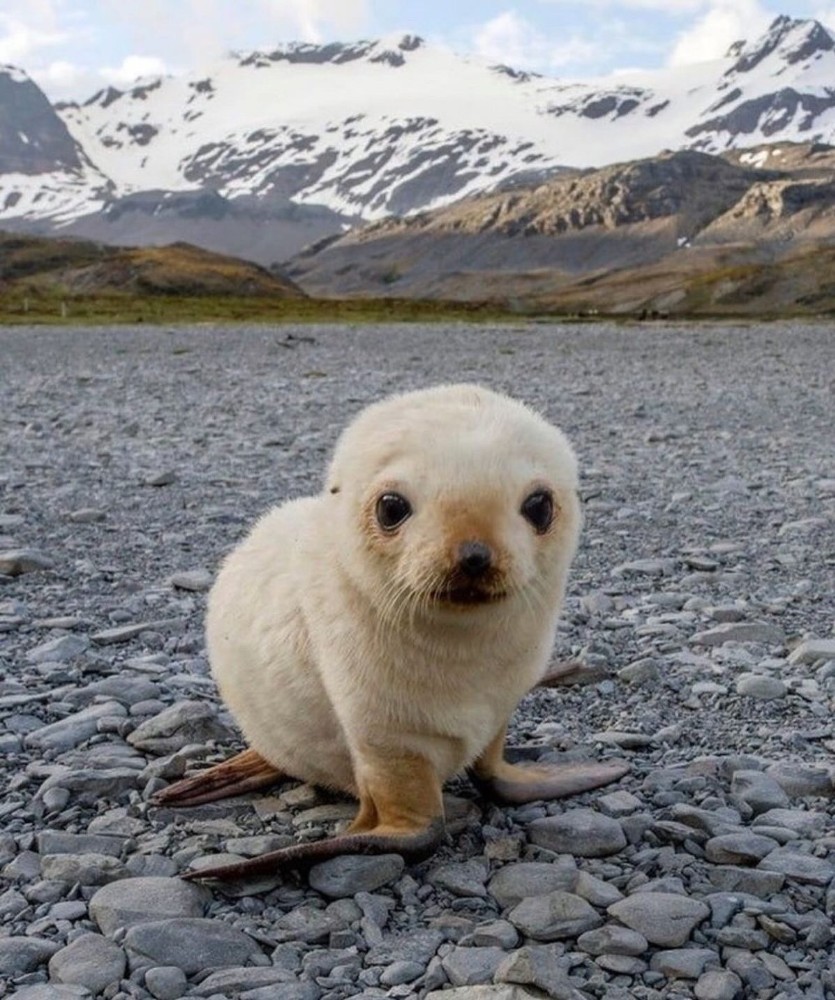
[1,0,831,100]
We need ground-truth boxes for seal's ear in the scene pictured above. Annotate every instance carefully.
[329,485,340,495]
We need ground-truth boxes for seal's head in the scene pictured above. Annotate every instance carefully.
[326,384,581,619]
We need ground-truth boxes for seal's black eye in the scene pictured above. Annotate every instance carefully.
[521,490,554,533]
[376,493,412,531]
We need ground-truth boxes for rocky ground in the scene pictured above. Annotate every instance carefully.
[1,321,833,1000]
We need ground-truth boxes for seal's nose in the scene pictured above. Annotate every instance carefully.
[457,541,493,578]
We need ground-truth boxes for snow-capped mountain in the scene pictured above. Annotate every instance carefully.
[1,15,833,263]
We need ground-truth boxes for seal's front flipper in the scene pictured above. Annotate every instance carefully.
[151,748,284,807]
[182,746,446,883]
[181,818,445,882]
[469,725,628,805]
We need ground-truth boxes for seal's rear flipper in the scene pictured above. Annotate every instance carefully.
[470,723,629,804]
[535,660,610,688]
[471,758,629,804]
[181,818,446,882]
[151,748,284,807]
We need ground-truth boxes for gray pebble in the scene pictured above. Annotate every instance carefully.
[191,967,300,995]
[704,832,778,865]
[572,870,624,907]
[25,702,126,752]
[90,876,210,935]
[753,808,826,837]
[379,960,425,986]
[275,902,353,944]
[429,859,488,897]
[788,638,835,665]
[365,928,445,966]
[735,674,787,699]
[0,548,54,575]
[695,968,744,1000]
[595,953,647,974]
[68,507,106,523]
[508,890,602,941]
[428,988,570,1000]
[529,808,626,857]
[0,936,61,976]
[40,852,128,885]
[38,766,140,803]
[613,558,675,577]
[27,634,90,664]
[48,933,126,994]
[758,848,835,885]
[495,945,589,1000]
[91,618,183,646]
[764,761,833,797]
[9,987,91,1000]
[169,568,214,591]
[577,924,648,956]
[707,866,785,896]
[488,861,576,909]
[459,919,519,949]
[690,622,785,647]
[145,469,177,486]
[596,790,643,817]
[442,946,507,986]
[730,770,790,814]
[650,948,720,978]
[607,892,710,947]
[37,831,126,857]
[124,916,262,974]
[144,965,188,1000]
[126,700,234,754]
[308,853,404,898]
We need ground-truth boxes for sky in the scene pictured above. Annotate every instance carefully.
[1,0,832,101]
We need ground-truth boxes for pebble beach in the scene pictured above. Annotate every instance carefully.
[1,321,834,1000]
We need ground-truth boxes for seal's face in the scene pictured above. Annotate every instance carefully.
[327,384,581,620]
[363,479,561,609]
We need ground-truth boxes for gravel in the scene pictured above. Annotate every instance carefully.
[1,321,833,999]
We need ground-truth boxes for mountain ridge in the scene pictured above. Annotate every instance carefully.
[0,15,833,264]
[286,140,835,316]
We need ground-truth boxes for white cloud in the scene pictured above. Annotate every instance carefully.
[108,0,372,64]
[812,3,835,32]
[0,13,66,64]
[473,10,598,72]
[537,0,705,10]
[269,0,372,42]
[99,54,169,87]
[667,0,773,65]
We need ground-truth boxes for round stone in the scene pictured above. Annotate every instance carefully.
[607,892,710,947]
[695,968,744,1000]
[577,924,648,956]
[144,966,189,1000]
[704,833,777,865]
[529,808,627,857]
[488,861,576,909]
[735,674,787,700]
[48,934,126,995]
[90,877,210,936]
[508,891,603,941]
[308,853,404,898]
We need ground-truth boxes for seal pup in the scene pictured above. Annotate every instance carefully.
[156,384,627,881]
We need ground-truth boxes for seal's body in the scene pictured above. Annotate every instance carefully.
[158,385,627,881]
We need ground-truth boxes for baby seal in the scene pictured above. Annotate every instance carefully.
[156,384,627,881]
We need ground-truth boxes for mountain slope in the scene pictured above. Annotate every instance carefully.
[286,141,835,315]
[0,231,304,298]
[0,16,833,264]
